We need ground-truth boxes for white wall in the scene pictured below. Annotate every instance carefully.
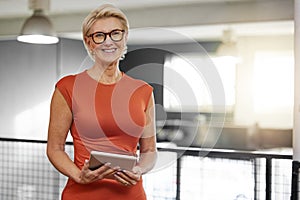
[234,35,294,128]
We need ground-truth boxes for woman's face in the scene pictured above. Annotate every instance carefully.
[86,17,127,65]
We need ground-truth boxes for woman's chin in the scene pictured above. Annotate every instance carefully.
[95,56,120,68]
[99,51,120,59]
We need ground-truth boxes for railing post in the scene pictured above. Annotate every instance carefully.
[293,0,300,198]
[176,155,181,200]
[266,158,272,200]
[291,161,300,200]
[254,159,258,200]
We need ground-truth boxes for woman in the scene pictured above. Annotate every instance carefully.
[47,4,157,200]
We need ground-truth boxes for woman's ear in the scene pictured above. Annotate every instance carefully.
[84,36,92,48]
[124,31,129,43]
[85,36,94,54]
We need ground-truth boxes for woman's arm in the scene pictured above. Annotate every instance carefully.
[136,92,158,173]
[47,89,114,184]
[47,89,79,179]
[114,93,157,186]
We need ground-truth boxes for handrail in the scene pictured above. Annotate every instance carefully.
[0,137,73,145]
[0,137,292,159]
[157,146,292,159]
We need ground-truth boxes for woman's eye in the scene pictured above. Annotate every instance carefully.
[95,33,105,38]
[112,31,121,36]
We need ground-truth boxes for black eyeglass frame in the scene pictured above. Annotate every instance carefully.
[87,29,125,44]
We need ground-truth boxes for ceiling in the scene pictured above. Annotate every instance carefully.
[0,0,294,43]
[0,0,252,18]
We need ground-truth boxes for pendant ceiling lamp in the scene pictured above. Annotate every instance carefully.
[17,0,59,44]
[216,28,238,58]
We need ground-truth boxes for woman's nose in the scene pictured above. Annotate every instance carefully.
[102,35,114,45]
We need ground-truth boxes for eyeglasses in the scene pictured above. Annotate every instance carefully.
[87,29,125,44]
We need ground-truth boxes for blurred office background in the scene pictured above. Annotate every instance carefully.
[0,0,296,199]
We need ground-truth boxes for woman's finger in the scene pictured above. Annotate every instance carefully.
[121,170,140,181]
[115,171,138,186]
[93,163,117,178]
[114,173,133,186]
[80,162,115,183]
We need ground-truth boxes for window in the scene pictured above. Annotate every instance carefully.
[253,51,294,128]
[163,53,236,112]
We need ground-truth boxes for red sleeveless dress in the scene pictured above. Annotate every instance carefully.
[55,71,153,200]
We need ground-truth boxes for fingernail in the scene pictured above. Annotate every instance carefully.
[85,159,89,164]
[105,162,111,166]
[114,173,120,178]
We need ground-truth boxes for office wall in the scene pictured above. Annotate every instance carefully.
[0,38,87,140]
[58,38,89,78]
[0,40,57,139]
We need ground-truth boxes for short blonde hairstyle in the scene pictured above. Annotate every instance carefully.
[82,4,129,59]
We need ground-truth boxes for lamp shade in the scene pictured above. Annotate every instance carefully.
[17,10,59,44]
[216,41,238,57]
[216,29,239,63]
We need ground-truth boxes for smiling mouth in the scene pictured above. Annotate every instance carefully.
[102,48,117,53]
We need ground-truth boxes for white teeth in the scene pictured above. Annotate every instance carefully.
[103,49,116,53]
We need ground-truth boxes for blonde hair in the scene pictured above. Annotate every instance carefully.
[82,4,129,60]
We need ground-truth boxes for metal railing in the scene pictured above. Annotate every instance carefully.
[157,146,292,200]
[291,160,300,200]
[0,137,293,200]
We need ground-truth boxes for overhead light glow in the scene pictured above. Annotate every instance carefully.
[17,34,59,44]
[17,9,59,44]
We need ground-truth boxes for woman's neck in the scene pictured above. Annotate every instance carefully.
[88,62,122,84]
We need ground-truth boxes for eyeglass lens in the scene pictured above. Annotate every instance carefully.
[91,30,124,44]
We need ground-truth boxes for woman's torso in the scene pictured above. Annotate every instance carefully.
[56,71,152,200]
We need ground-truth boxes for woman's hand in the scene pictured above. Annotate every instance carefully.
[76,160,118,184]
[113,166,143,186]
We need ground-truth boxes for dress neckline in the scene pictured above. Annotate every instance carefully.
[84,70,124,86]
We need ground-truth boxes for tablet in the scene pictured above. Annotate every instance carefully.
[89,150,137,171]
